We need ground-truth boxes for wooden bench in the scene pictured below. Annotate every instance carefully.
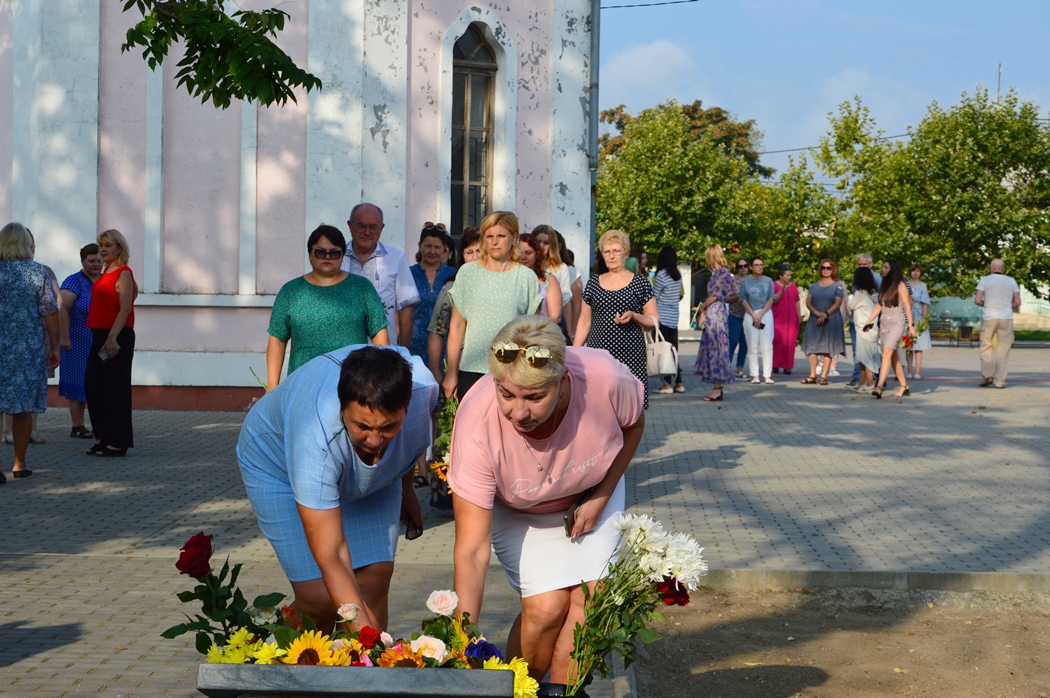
[928,320,956,347]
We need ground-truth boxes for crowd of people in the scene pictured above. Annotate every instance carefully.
[1,223,138,484]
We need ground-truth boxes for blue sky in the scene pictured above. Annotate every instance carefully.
[598,0,1050,175]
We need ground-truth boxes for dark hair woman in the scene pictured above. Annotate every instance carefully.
[239,345,438,632]
[847,267,881,393]
[520,233,562,324]
[653,246,684,393]
[59,243,103,439]
[864,259,916,398]
[266,224,389,391]
[409,223,456,362]
[426,227,482,384]
[771,263,801,375]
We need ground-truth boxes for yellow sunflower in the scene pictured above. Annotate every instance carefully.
[282,630,332,666]
[376,643,427,668]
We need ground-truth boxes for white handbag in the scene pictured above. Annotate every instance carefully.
[645,319,679,378]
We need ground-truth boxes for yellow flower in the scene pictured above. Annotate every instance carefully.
[282,630,332,666]
[206,644,225,664]
[228,627,255,648]
[450,614,472,651]
[483,657,538,698]
[250,642,286,665]
[376,643,427,668]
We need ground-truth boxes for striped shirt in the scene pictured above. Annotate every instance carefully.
[652,269,682,327]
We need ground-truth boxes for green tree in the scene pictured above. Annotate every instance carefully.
[849,88,1050,298]
[596,100,751,262]
[121,0,321,109]
[601,99,773,178]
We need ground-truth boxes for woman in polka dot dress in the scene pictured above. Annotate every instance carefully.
[573,230,659,407]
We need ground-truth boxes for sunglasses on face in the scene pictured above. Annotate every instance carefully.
[491,341,552,367]
[737,263,749,268]
[312,248,345,260]
[423,221,447,232]
[821,266,833,271]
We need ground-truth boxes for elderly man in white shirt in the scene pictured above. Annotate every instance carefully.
[974,258,1021,389]
[342,203,420,348]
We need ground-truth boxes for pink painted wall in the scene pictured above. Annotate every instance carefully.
[161,62,242,294]
[406,2,554,235]
[0,0,12,223]
[137,306,270,352]
[255,2,309,295]
[97,1,146,273]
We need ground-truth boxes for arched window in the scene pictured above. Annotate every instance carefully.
[451,24,497,236]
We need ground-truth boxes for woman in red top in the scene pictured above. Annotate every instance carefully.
[84,228,136,457]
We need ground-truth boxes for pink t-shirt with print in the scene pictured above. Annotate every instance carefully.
[448,347,644,515]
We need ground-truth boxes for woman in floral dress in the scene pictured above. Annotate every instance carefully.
[693,244,735,401]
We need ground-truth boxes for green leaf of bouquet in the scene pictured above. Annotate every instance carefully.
[161,623,190,639]
[299,614,318,632]
[253,592,286,608]
[195,631,213,655]
[635,626,660,644]
[264,623,298,649]
[176,590,199,603]
[229,562,243,587]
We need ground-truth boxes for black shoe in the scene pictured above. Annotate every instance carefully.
[847,380,858,388]
[872,387,883,399]
[86,442,105,455]
[70,426,94,439]
[12,468,33,479]
[773,368,780,374]
[95,446,128,457]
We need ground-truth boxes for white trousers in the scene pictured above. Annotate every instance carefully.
[744,316,775,379]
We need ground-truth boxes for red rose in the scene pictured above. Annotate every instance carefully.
[357,626,380,649]
[654,578,690,607]
[175,532,213,578]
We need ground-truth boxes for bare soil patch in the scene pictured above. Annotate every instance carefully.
[633,587,1050,698]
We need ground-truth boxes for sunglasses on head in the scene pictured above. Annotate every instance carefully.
[491,341,552,367]
[312,248,345,260]
[423,222,448,232]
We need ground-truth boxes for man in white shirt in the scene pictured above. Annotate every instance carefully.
[974,259,1021,388]
[342,203,420,348]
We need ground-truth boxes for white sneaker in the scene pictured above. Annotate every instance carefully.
[816,365,823,375]
[674,385,686,393]
[829,370,841,377]
[764,378,775,385]
[854,384,871,393]
[750,377,760,384]
[658,385,674,394]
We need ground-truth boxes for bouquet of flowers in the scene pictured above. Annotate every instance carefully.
[428,396,458,508]
[164,533,538,697]
[899,315,930,350]
[567,514,708,696]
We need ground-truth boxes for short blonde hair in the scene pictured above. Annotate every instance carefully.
[0,222,34,261]
[598,229,630,254]
[705,244,727,271]
[488,315,567,389]
[478,211,522,265]
[98,228,131,268]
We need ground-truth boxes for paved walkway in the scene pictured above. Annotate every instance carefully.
[1,345,1048,696]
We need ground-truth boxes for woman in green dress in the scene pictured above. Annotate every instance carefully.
[266,225,389,390]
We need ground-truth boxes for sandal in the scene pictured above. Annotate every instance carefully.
[703,389,723,402]
[819,377,828,386]
[28,432,46,444]
[413,475,429,488]
[800,377,817,384]
[70,426,94,439]
[86,443,105,456]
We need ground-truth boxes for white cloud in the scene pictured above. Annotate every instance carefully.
[599,39,700,112]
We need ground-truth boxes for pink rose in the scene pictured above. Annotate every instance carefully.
[410,635,447,663]
[425,590,459,617]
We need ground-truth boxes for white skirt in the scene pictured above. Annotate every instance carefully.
[491,477,625,598]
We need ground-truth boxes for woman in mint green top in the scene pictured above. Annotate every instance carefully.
[266,225,389,389]
[443,212,541,401]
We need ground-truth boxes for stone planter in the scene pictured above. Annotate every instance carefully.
[197,663,514,698]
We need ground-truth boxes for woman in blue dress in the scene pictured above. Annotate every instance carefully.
[59,243,104,439]
[0,223,60,483]
[238,345,437,631]
[409,223,456,361]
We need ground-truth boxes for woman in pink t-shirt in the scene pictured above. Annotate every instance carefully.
[448,315,645,686]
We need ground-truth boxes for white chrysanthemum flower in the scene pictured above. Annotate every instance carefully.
[248,606,279,625]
